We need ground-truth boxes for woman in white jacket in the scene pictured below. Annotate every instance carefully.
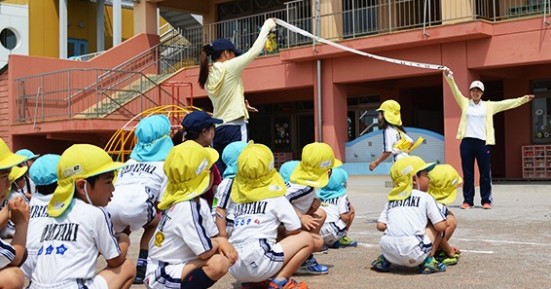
[444,70,533,209]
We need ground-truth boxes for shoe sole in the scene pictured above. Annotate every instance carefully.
[295,269,329,275]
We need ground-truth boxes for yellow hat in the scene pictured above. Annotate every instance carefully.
[290,142,342,188]
[0,139,26,170]
[377,100,402,126]
[158,140,219,210]
[231,143,286,204]
[389,156,436,200]
[427,164,462,204]
[8,166,28,184]
[48,144,124,217]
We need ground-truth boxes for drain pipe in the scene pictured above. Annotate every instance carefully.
[315,0,322,142]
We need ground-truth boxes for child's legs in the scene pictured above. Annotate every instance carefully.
[309,208,326,251]
[275,231,314,280]
[425,224,443,257]
[445,213,457,241]
[98,259,136,289]
[345,205,355,230]
[0,267,25,289]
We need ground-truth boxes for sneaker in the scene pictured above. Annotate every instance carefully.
[419,257,446,274]
[133,265,146,284]
[370,254,391,272]
[460,203,472,209]
[295,257,329,275]
[482,203,492,209]
[332,236,358,248]
[242,280,271,289]
[317,245,329,254]
[268,278,308,289]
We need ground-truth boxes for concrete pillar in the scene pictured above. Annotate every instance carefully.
[96,0,105,52]
[313,59,348,161]
[113,0,122,46]
[134,0,158,35]
[59,0,67,58]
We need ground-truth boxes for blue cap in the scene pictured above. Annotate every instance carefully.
[317,167,349,200]
[182,111,223,134]
[16,149,39,160]
[222,141,248,179]
[212,38,242,56]
[279,160,300,183]
[130,115,174,162]
[29,154,61,186]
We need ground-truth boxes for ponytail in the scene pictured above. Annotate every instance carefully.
[198,45,214,89]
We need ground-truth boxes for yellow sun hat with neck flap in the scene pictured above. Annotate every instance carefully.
[48,144,124,217]
[389,155,436,201]
[290,142,342,188]
[377,99,402,126]
[158,140,219,210]
[427,164,462,204]
[0,139,27,170]
[231,142,287,204]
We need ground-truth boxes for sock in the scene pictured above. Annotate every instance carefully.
[302,254,314,265]
[137,249,148,267]
[181,268,216,289]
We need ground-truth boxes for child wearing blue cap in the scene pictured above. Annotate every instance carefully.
[279,160,300,184]
[0,138,29,289]
[20,154,60,279]
[198,18,277,173]
[105,114,173,284]
[15,148,40,199]
[212,141,247,239]
[317,167,357,249]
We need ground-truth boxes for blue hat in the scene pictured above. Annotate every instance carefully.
[16,149,40,160]
[317,167,349,200]
[29,154,61,186]
[130,115,174,162]
[182,111,223,134]
[279,160,300,183]
[222,141,248,179]
[212,38,242,56]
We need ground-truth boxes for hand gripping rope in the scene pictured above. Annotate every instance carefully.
[274,18,452,74]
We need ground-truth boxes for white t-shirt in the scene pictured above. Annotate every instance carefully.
[285,182,315,214]
[320,195,351,223]
[213,178,237,226]
[110,159,168,205]
[377,190,445,237]
[465,101,487,140]
[148,198,218,265]
[0,238,15,269]
[31,199,121,285]
[230,196,301,245]
[26,193,53,254]
[383,126,412,161]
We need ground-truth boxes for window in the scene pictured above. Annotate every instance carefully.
[0,28,18,50]
[347,95,380,141]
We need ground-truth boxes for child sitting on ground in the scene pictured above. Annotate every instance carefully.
[371,156,447,274]
[144,141,235,289]
[427,164,463,265]
[21,154,60,279]
[229,143,313,289]
[317,167,357,249]
[0,138,29,289]
[0,166,29,239]
[30,144,135,289]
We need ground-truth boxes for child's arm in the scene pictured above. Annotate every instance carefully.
[214,207,228,238]
[369,152,391,171]
[213,236,237,265]
[0,206,9,229]
[8,197,29,266]
[294,207,321,231]
[197,238,219,261]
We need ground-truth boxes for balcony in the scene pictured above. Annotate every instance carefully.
[174,0,550,65]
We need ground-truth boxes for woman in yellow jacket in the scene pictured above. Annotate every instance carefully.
[444,70,534,209]
[198,18,277,172]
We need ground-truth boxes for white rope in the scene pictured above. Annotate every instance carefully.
[275,18,451,72]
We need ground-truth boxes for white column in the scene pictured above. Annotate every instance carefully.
[59,0,68,58]
[113,0,122,46]
[97,0,105,51]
